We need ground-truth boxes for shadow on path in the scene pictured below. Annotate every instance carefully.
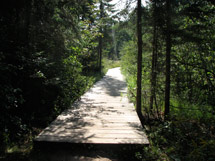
[96,75,127,96]
[32,142,144,161]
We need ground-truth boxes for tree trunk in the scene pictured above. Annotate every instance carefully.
[150,0,158,111]
[99,36,102,73]
[98,0,104,74]
[164,0,171,119]
[136,0,143,119]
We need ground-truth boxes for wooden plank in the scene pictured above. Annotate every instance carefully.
[35,135,148,144]
[56,117,140,121]
[44,124,143,130]
[37,133,146,139]
[41,129,144,134]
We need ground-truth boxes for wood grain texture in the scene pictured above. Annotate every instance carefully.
[35,67,149,145]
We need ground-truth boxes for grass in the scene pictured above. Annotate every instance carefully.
[102,58,121,74]
[0,141,33,161]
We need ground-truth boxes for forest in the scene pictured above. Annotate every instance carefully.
[0,0,214,160]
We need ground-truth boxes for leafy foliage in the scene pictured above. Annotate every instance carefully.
[119,0,215,160]
[0,0,103,154]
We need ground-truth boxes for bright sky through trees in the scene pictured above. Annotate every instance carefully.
[109,0,148,20]
[110,0,148,12]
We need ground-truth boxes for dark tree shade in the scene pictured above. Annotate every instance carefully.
[164,0,171,118]
[136,0,143,119]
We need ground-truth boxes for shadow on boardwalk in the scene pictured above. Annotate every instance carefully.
[33,142,145,161]
[98,75,127,96]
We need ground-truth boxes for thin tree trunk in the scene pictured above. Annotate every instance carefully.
[150,27,158,111]
[98,0,103,74]
[150,1,158,111]
[136,0,143,119]
[26,0,33,48]
[164,0,171,119]
[99,37,102,73]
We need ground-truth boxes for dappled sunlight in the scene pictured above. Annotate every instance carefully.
[35,68,148,145]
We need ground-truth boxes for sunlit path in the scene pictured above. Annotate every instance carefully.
[35,67,148,145]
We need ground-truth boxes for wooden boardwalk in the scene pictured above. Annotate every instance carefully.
[35,67,149,145]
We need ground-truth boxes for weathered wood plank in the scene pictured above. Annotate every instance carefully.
[35,135,148,144]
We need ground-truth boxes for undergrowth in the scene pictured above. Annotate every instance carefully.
[0,58,119,161]
[133,104,215,161]
[102,58,120,74]
[0,72,103,161]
